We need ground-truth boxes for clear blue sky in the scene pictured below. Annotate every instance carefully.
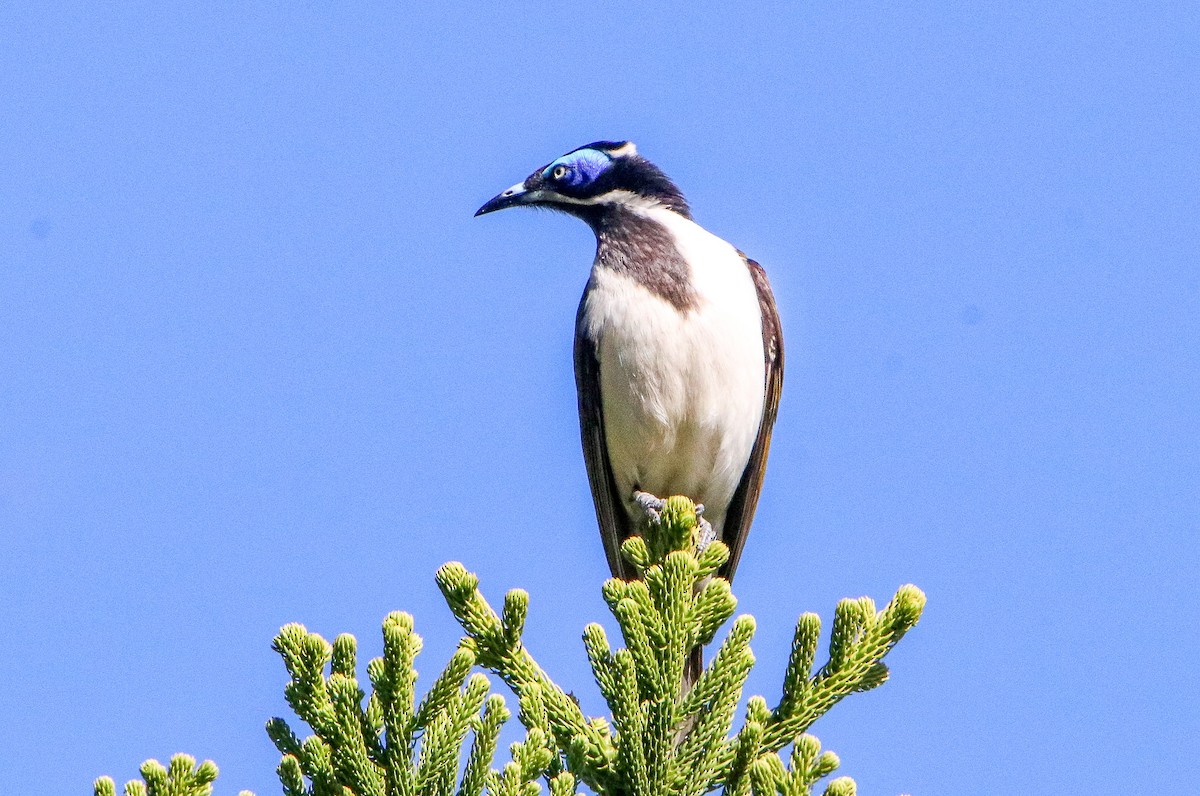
[2,3,1196,793]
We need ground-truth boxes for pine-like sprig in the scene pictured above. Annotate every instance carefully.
[93,755,250,796]
[95,495,924,796]
[439,496,926,796]
[264,613,572,796]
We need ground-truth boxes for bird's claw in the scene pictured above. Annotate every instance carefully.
[633,491,717,550]
[633,490,666,522]
[690,503,716,548]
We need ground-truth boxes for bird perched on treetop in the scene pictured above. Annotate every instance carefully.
[476,140,783,594]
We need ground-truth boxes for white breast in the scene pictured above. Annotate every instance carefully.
[580,207,766,538]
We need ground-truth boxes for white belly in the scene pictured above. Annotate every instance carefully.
[579,209,766,538]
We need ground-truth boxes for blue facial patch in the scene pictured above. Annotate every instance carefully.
[542,148,612,188]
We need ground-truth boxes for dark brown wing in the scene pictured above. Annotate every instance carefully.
[574,291,637,580]
[719,255,784,582]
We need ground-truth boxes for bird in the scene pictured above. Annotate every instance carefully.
[476,141,783,681]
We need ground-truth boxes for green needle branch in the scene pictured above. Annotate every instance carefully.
[96,495,924,796]
[93,755,249,796]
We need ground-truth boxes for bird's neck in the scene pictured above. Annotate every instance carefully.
[586,204,699,312]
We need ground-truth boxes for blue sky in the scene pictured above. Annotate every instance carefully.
[2,3,1197,793]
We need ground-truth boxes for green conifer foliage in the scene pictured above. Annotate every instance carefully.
[92,754,250,796]
[95,495,924,796]
[263,612,566,796]
[436,497,924,796]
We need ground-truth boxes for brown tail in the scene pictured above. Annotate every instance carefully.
[684,644,703,693]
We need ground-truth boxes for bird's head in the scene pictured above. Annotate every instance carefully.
[475,141,691,221]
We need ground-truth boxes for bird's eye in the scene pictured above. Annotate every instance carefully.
[551,164,569,181]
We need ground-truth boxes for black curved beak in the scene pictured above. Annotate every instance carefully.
[475,182,532,217]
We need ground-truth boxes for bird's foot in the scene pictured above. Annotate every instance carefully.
[633,490,666,523]
[691,502,716,548]
[635,492,716,551]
